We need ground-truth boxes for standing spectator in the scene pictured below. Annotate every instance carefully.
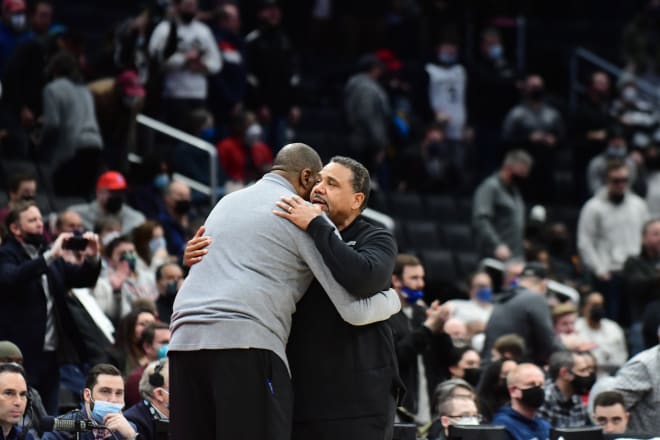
[573,71,615,199]
[41,51,103,197]
[0,0,27,74]
[0,201,101,414]
[208,3,246,136]
[622,0,660,83]
[157,181,193,259]
[622,217,660,354]
[148,0,221,129]
[388,254,451,423]
[575,292,628,374]
[578,160,649,323]
[472,149,532,261]
[610,75,659,141]
[154,262,183,324]
[344,54,390,177]
[612,344,660,434]
[586,127,640,195]
[492,363,551,440]
[245,0,300,150]
[69,171,146,235]
[482,263,560,367]
[502,74,565,203]
[538,351,593,428]
[0,172,36,225]
[469,27,517,177]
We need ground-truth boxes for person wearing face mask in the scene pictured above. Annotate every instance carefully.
[477,358,518,421]
[154,263,183,324]
[587,126,640,196]
[492,363,550,440]
[0,0,27,74]
[537,351,593,428]
[447,271,494,337]
[433,395,481,440]
[42,363,138,440]
[611,76,658,141]
[148,0,221,130]
[502,74,565,203]
[575,293,628,375]
[0,201,102,415]
[446,346,482,389]
[473,150,532,261]
[578,160,649,324]
[156,181,194,259]
[388,254,452,423]
[124,359,170,440]
[69,171,146,236]
[124,323,170,408]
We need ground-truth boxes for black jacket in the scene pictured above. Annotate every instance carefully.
[0,237,101,374]
[124,400,169,440]
[623,250,660,322]
[287,216,399,421]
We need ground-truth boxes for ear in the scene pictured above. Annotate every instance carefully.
[83,388,92,403]
[351,192,365,211]
[391,274,401,289]
[300,168,314,188]
[559,366,572,381]
[440,415,451,429]
[9,222,20,237]
[153,388,165,404]
[448,365,461,378]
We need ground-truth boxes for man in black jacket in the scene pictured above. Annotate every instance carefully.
[124,359,169,440]
[388,254,452,423]
[186,156,400,439]
[0,201,101,414]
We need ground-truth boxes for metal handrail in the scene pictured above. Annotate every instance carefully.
[569,47,660,113]
[135,113,219,206]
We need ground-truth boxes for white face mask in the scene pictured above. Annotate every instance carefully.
[9,13,25,31]
[453,416,480,426]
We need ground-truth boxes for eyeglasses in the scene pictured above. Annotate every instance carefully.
[608,177,629,184]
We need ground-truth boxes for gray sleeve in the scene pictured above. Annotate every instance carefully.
[577,202,607,276]
[291,227,401,325]
[527,295,559,364]
[472,182,501,254]
[613,356,651,410]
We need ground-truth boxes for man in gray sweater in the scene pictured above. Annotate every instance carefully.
[168,143,400,440]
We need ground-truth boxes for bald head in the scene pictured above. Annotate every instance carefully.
[507,363,544,389]
[272,143,322,174]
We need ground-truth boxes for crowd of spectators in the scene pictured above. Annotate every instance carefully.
[0,0,659,439]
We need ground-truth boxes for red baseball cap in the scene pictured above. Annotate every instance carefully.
[97,171,127,191]
[2,0,25,13]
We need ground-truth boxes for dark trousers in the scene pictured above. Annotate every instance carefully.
[27,350,59,415]
[292,396,396,440]
[169,348,293,440]
[52,147,102,198]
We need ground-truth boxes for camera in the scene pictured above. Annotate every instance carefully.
[62,231,88,251]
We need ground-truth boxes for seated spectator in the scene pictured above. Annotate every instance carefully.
[477,358,518,421]
[446,346,481,387]
[0,363,34,440]
[132,221,170,272]
[575,292,628,375]
[93,236,158,322]
[443,318,469,348]
[552,302,595,352]
[0,171,36,225]
[69,171,146,235]
[124,359,170,440]
[0,341,46,437]
[447,271,494,337]
[592,391,630,434]
[124,322,170,408]
[538,350,593,428]
[610,75,659,142]
[612,344,660,434]
[154,262,183,324]
[42,363,138,440]
[41,51,103,197]
[216,110,273,187]
[492,363,551,440]
[157,181,193,259]
[426,378,477,433]
[105,307,156,375]
[431,394,481,440]
[587,126,640,196]
[491,334,526,362]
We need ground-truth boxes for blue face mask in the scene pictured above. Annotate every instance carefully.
[488,45,503,60]
[158,344,169,359]
[438,53,457,65]
[401,287,424,304]
[509,278,518,288]
[476,287,493,303]
[199,127,216,143]
[90,399,123,424]
[149,237,167,255]
[606,145,626,158]
[153,173,170,190]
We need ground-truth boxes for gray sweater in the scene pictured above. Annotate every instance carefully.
[169,173,400,370]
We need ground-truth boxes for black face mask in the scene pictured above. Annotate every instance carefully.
[571,373,596,395]
[589,305,606,323]
[510,174,526,187]
[105,195,124,214]
[179,11,195,23]
[463,368,482,387]
[174,200,191,215]
[23,232,45,247]
[528,88,544,102]
[608,192,625,205]
[21,194,35,202]
[165,281,178,297]
[519,386,545,409]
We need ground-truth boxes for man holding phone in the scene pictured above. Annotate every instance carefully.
[0,200,102,414]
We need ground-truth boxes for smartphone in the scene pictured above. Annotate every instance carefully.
[63,236,88,251]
